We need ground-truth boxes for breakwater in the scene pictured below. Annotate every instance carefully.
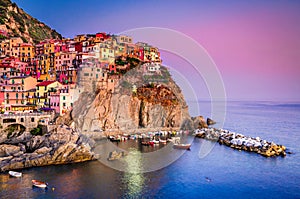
[194,128,287,157]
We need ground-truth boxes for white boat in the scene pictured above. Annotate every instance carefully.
[173,143,191,150]
[159,139,167,144]
[8,171,22,178]
[32,180,48,188]
[151,139,159,144]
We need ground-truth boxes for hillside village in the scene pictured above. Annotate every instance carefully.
[0,30,162,116]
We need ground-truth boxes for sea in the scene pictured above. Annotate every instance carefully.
[0,101,299,199]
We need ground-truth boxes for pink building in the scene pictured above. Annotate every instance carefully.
[49,87,73,115]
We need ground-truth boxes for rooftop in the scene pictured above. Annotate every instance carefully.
[36,81,56,87]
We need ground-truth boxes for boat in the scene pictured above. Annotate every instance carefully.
[150,139,159,145]
[8,171,22,178]
[159,139,167,144]
[32,180,48,188]
[173,143,191,150]
[141,141,153,146]
[109,135,121,142]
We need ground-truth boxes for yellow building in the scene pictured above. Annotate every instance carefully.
[19,43,35,62]
[36,81,62,107]
[37,53,56,81]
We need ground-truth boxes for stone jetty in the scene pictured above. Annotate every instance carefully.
[194,128,287,157]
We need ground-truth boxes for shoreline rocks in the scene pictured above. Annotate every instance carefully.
[0,125,97,172]
[195,128,287,157]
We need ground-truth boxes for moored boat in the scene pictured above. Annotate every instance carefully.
[32,180,48,188]
[141,141,154,146]
[150,139,159,145]
[159,139,167,144]
[8,171,22,178]
[173,143,191,150]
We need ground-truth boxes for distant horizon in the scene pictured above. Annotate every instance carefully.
[11,0,300,102]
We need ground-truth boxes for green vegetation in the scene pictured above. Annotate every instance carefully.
[5,124,26,138]
[0,0,62,43]
[0,0,12,7]
[21,36,28,43]
[0,34,7,40]
[30,125,44,136]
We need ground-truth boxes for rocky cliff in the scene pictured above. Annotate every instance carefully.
[0,125,96,171]
[0,0,61,43]
[72,65,195,134]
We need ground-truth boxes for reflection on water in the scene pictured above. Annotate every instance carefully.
[122,148,145,198]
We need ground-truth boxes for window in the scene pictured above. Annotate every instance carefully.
[63,102,66,107]
[31,118,34,122]
[16,93,18,98]
[20,118,24,122]
[63,96,66,100]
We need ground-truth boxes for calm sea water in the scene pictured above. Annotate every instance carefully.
[0,101,300,199]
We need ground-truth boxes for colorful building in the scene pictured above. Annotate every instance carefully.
[36,81,62,107]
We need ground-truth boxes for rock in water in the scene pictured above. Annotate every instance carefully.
[207,118,216,126]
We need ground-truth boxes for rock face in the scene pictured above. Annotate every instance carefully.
[0,125,96,172]
[72,65,196,133]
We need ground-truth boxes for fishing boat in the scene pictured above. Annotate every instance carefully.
[173,143,191,150]
[8,171,22,178]
[32,180,48,188]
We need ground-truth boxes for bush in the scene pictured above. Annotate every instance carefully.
[30,125,44,136]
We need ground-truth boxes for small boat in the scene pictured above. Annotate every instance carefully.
[173,143,191,150]
[8,171,22,178]
[150,139,159,145]
[141,141,153,146]
[32,180,47,188]
[159,139,167,144]
[32,180,48,188]
[109,136,121,142]
[205,177,212,182]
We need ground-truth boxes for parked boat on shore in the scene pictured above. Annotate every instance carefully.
[8,171,22,178]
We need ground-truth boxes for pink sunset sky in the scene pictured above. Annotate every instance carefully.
[13,0,300,101]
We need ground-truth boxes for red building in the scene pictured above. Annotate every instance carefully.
[96,32,110,40]
[75,42,82,52]
[109,65,117,74]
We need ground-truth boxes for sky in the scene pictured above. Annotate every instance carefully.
[12,0,300,102]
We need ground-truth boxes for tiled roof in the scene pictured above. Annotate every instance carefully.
[36,81,56,86]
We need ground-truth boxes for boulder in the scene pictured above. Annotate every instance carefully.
[207,118,216,126]
[0,144,21,157]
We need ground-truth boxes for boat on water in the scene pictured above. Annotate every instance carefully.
[159,139,167,144]
[173,143,191,150]
[32,180,48,188]
[141,141,154,146]
[150,139,159,145]
[108,135,121,142]
[8,171,22,178]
